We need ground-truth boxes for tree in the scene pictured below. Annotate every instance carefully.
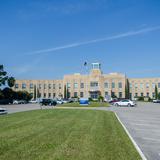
[125,79,130,99]
[15,91,33,101]
[158,93,160,100]
[155,85,158,99]
[34,85,37,100]
[0,65,15,88]
[2,87,15,100]
[0,89,4,99]
[64,85,69,99]
[37,88,41,99]
[64,85,67,99]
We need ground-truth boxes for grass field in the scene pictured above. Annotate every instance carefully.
[0,109,141,160]
[58,102,109,107]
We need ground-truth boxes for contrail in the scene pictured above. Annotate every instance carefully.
[26,26,160,55]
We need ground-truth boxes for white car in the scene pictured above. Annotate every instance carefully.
[0,107,8,115]
[153,99,160,103]
[56,100,63,104]
[114,99,136,107]
[29,100,38,104]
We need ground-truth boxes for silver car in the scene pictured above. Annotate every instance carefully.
[114,99,136,107]
[0,107,8,115]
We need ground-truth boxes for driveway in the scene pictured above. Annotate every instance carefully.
[1,103,40,114]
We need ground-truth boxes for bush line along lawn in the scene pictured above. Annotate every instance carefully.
[58,102,109,107]
[0,110,141,160]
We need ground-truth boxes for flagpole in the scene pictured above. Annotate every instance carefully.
[84,62,89,99]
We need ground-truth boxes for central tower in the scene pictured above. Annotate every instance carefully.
[90,62,102,76]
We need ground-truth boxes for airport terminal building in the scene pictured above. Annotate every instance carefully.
[13,63,160,100]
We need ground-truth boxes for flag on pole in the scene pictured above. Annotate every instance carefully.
[84,62,87,66]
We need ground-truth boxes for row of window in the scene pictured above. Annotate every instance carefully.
[66,82,123,89]
[15,83,62,90]
[133,92,156,98]
[130,83,160,89]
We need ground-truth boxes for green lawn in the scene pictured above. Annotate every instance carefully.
[58,102,109,107]
[0,110,141,160]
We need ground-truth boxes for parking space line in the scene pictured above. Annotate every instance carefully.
[129,123,159,127]
[142,137,160,143]
[115,113,147,160]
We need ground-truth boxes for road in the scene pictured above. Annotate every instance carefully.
[1,102,160,160]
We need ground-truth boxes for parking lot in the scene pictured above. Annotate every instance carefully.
[1,102,160,159]
[107,102,160,160]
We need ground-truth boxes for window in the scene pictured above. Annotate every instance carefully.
[140,83,143,89]
[129,83,132,88]
[146,83,149,88]
[67,83,70,88]
[111,92,115,97]
[48,84,51,89]
[53,84,56,89]
[44,93,46,98]
[130,93,132,99]
[141,93,144,97]
[119,92,122,98]
[59,84,61,89]
[74,92,78,97]
[30,83,33,89]
[39,84,41,89]
[104,82,108,88]
[92,63,101,69]
[67,92,70,98]
[152,83,155,89]
[158,83,160,88]
[44,84,46,89]
[74,83,78,89]
[30,93,33,98]
[22,83,26,89]
[90,82,98,87]
[135,83,138,88]
[146,92,149,97]
[118,82,122,89]
[152,92,155,98]
[135,93,138,97]
[80,83,84,88]
[53,93,56,98]
[112,82,115,88]
[15,84,19,88]
[48,93,51,98]
[105,92,108,96]
[80,92,84,98]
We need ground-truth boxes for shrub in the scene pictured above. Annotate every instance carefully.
[98,96,104,102]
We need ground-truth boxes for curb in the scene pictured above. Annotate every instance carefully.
[115,113,147,160]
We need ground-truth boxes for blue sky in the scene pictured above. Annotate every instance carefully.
[1,0,160,79]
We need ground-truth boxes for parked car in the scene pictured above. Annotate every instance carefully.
[114,99,136,107]
[0,99,13,105]
[29,100,38,104]
[109,99,119,105]
[62,99,68,103]
[40,99,57,106]
[13,100,27,104]
[0,107,8,115]
[56,100,63,104]
[68,98,74,103]
[153,99,160,103]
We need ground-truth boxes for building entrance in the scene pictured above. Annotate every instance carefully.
[90,91,100,99]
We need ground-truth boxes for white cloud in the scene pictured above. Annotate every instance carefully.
[26,26,160,56]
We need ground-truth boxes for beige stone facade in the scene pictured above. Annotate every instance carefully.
[13,63,160,100]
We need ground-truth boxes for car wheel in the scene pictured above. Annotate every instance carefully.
[128,103,131,107]
[115,103,119,107]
